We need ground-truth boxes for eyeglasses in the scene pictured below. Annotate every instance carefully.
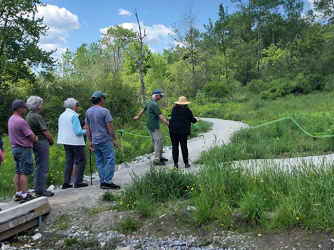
[102,96,106,99]
[76,104,80,107]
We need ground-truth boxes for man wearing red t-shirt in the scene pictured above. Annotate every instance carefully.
[8,100,38,203]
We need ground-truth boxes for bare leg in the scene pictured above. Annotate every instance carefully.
[14,174,21,192]
[19,175,28,194]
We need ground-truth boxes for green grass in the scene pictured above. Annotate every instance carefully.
[116,216,142,234]
[0,121,212,200]
[57,213,71,230]
[195,91,334,163]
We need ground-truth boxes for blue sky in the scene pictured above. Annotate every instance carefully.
[38,0,314,62]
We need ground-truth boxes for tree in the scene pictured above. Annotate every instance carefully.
[171,0,201,77]
[0,0,55,86]
[314,0,334,23]
[203,4,230,80]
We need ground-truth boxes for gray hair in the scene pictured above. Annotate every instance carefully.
[27,96,43,111]
[152,94,158,98]
[64,98,77,108]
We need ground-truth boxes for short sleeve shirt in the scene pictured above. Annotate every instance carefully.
[85,106,113,144]
[8,115,33,148]
[26,112,49,140]
[144,99,162,132]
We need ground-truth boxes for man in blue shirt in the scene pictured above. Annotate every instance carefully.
[85,91,120,189]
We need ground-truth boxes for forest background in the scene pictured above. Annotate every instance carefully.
[1,0,334,168]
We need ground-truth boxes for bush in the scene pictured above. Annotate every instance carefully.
[248,79,268,94]
[203,81,230,98]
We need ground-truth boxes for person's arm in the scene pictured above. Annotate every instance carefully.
[72,116,87,136]
[85,123,94,151]
[42,130,54,146]
[189,110,199,123]
[28,133,38,145]
[134,109,145,120]
[159,114,169,127]
[106,122,119,149]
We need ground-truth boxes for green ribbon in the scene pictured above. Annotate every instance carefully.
[249,116,334,138]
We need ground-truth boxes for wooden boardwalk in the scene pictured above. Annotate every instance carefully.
[0,197,50,241]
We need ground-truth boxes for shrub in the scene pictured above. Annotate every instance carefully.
[248,79,268,94]
[204,81,230,98]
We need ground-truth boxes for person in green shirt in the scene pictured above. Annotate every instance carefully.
[134,89,169,165]
[26,96,55,197]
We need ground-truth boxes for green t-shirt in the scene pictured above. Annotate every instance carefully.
[26,112,49,140]
[144,99,162,132]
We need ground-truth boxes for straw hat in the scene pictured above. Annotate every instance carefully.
[174,96,191,105]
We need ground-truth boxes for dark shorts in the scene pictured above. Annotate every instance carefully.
[12,147,34,175]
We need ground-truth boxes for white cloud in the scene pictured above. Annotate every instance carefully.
[38,43,67,62]
[36,4,80,44]
[100,22,174,47]
[118,8,132,17]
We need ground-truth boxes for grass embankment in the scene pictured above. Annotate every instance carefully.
[100,91,334,233]
[0,120,212,200]
[107,159,334,232]
[193,91,334,161]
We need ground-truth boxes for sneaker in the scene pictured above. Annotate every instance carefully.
[185,163,191,168]
[101,183,121,189]
[14,194,21,201]
[20,193,36,203]
[153,159,165,166]
[74,182,88,188]
[62,183,73,189]
[35,191,54,197]
[160,157,168,162]
[100,183,104,189]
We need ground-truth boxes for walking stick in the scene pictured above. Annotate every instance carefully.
[90,149,92,185]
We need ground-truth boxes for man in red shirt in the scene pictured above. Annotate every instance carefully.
[8,100,38,203]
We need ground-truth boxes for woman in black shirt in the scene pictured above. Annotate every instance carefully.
[169,96,199,169]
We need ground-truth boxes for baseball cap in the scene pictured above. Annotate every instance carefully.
[153,89,165,96]
[12,100,30,111]
[92,91,107,98]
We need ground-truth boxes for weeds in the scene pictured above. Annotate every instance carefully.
[116,216,142,234]
[57,213,71,230]
[101,191,117,202]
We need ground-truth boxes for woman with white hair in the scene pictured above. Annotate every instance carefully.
[57,98,88,189]
[26,96,55,197]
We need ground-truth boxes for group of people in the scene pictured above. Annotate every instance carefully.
[3,89,198,203]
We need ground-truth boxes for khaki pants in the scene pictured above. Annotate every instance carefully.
[150,129,163,162]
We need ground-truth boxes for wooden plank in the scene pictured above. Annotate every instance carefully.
[0,218,38,241]
[0,205,50,232]
[0,197,48,223]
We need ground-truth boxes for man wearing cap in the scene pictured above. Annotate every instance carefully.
[134,89,169,165]
[8,100,38,203]
[85,91,120,189]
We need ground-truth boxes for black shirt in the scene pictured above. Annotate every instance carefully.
[169,106,197,135]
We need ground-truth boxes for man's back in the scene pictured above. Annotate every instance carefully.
[85,106,112,144]
[144,99,162,132]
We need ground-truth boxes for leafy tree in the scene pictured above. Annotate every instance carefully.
[0,0,55,86]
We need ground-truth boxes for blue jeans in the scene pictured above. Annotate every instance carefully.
[33,140,49,195]
[94,140,116,184]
